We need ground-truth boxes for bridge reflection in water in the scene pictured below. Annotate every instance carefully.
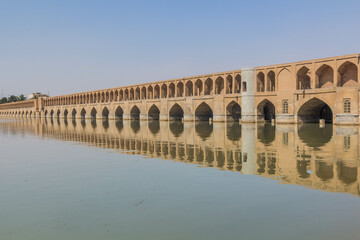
[1,118,359,197]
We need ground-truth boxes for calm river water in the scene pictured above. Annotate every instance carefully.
[0,118,360,240]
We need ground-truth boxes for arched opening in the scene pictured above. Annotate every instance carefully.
[115,106,123,119]
[316,64,334,88]
[130,105,140,120]
[72,109,77,119]
[256,72,265,92]
[177,82,184,97]
[90,108,97,119]
[215,77,224,94]
[298,98,333,123]
[338,61,358,87]
[141,87,146,99]
[267,71,275,91]
[148,105,160,120]
[56,110,61,118]
[195,102,213,121]
[80,108,86,118]
[204,78,213,95]
[130,88,134,100]
[50,110,54,118]
[226,101,241,121]
[64,109,69,118]
[154,85,160,99]
[257,99,275,122]
[193,79,202,96]
[226,75,233,94]
[148,86,153,99]
[102,107,109,119]
[185,81,193,96]
[297,66,311,90]
[169,103,184,120]
[124,89,129,101]
[135,87,140,100]
[161,84,167,98]
[168,83,175,98]
[234,74,241,93]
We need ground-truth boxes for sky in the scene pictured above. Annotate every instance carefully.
[0,0,359,97]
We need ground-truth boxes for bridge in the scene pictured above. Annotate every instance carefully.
[1,53,359,124]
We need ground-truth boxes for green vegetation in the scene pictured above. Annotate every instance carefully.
[0,95,27,104]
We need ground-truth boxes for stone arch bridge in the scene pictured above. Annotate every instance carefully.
[1,53,360,125]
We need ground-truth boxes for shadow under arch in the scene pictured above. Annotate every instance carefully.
[315,161,334,181]
[226,122,241,141]
[195,102,213,121]
[130,120,140,133]
[115,106,124,119]
[169,103,184,120]
[298,98,333,123]
[148,120,160,135]
[90,108,97,119]
[257,123,275,145]
[169,121,184,137]
[102,107,109,119]
[148,105,160,120]
[257,99,275,122]
[226,101,241,121]
[195,121,213,140]
[130,105,140,120]
[298,124,333,148]
[337,161,357,184]
[115,119,123,133]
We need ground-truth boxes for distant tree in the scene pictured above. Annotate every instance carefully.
[8,95,18,102]
[0,97,8,104]
[18,94,26,101]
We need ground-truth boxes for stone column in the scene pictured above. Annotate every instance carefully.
[241,68,256,122]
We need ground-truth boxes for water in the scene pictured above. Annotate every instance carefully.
[0,118,359,240]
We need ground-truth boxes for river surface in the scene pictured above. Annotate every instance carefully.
[0,118,360,240]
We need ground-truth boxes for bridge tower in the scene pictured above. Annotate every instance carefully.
[241,68,256,122]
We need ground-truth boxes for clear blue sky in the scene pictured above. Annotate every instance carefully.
[1,0,359,97]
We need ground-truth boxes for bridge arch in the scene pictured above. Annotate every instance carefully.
[215,77,224,94]
[185,81,193,96]
[226,75,233,94]
[316,64,334,88]
[50,110,54,118]
[234,74,241,93]
[80,108,86,118]
[297,98,333,123]
[297,66,311,90]
[169,83,175,98]
[102,107,109,119]
[204,78,213,95]
[148,104,160,120]
[64,109,69,118]
[226,101,241,121]
[195,79,203,96]
[130,105,140,120]
[195,102,213,121]
[90,107,97,119]
[161,84,167,98]
[338,61,358,87]
[256,72,265,92]
[72,109,77,119]
[257,99,275,122]
[115,106,123,119]
[154,85,160,98]
[169,103,184,120]
[177,82,184,97]
[267,71,275,91]
[56,109,61,118]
